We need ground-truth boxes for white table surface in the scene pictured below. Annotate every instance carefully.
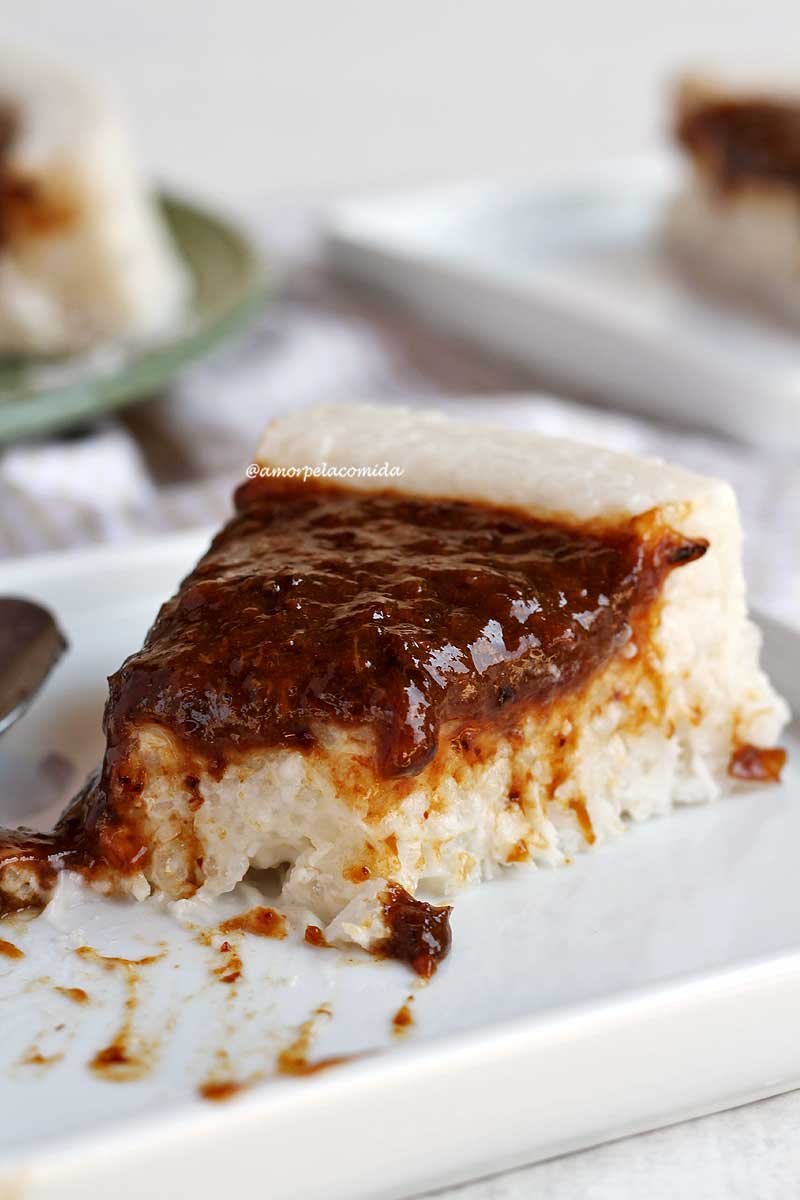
[432,1092,800,1200]
[2,4,800,1195]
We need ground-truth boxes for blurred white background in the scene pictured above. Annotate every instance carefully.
[5,0,799,202]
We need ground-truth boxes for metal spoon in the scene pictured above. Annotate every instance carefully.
[0,598,67,737]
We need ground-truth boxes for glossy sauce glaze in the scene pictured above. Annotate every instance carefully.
[676,95,800,190]
[105,480,708,779]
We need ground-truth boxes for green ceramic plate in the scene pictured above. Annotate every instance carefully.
[0,195,266,443]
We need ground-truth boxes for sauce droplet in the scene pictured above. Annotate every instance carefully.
[729,744,786,783]
[373,883,452,978]
[392,996,415,1033]
[199,1079,246,1102]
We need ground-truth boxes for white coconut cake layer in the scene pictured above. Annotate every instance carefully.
[665,75,800,324]
[91,404,789,953]
[0,45,188,354]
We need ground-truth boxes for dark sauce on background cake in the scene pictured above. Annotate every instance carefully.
[676,95,800,190]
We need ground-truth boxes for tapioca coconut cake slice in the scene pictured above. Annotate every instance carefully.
[666,73,800,322]
[0,405,788,975]
[0,45,188,355]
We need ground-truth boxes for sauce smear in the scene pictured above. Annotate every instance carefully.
[0,937,23,959]
[219,906,287,939]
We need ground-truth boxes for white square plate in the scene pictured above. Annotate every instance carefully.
[326,158,800,454]
[0,533,798,1200]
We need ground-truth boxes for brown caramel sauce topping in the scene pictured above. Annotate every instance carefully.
[105,484,709,780]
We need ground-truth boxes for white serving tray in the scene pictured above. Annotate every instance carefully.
[326,158,800,454]
[0,532,798,1200]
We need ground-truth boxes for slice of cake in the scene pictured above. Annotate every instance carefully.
[0,45,188,355]
[666,73,800,321]
[0,405,788,974]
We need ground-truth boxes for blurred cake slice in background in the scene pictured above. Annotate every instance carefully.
[665,72,800,322]
[0,45,189,355]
